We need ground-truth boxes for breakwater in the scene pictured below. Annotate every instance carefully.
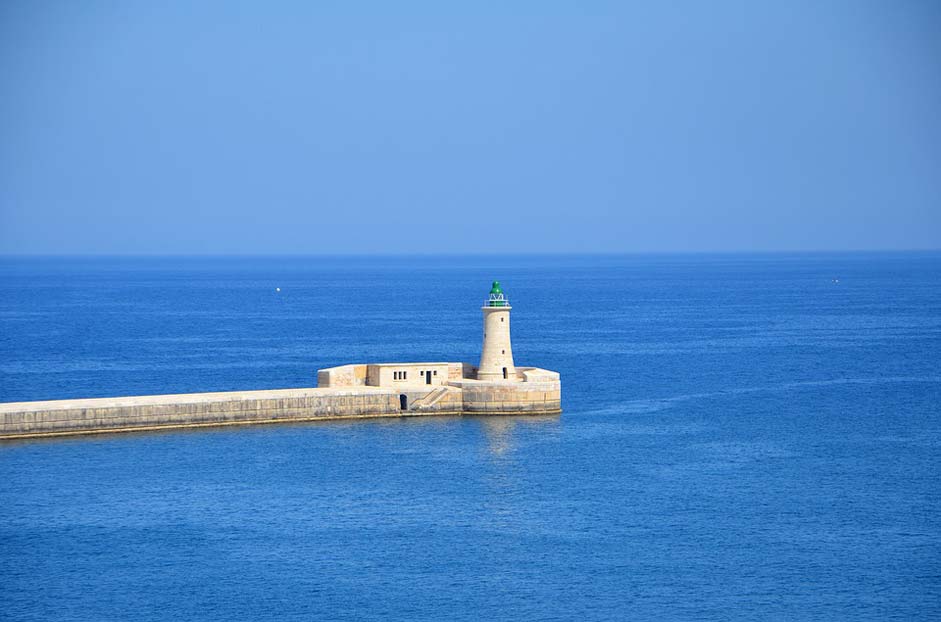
[1,281,562,440]
[0,388,400,439]
[0,373,561,440]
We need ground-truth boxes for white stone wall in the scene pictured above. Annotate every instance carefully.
[317,364,368,388]
[366,363,451,388]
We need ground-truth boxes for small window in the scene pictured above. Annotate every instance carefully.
[433,370,437,376]
[403,371,407,380]
[501,317,504,322]
[501,349,505,354]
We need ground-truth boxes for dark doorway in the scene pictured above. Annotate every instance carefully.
[503,367,508,379]
[399,394,408,410]
[426,371,432,385]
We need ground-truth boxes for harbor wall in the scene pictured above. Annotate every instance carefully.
[0,374,561,440]
[0,388,401,439]
[452,381,562,414]
[398,386,464,415]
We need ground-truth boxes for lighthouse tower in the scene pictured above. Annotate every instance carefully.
[477,281,517,381]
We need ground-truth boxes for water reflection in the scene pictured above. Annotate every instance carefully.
[480,417,516,456]
[476,414,560,458]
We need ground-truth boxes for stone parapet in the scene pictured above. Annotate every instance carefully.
[317,364,368,387]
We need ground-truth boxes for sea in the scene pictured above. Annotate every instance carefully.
[1,253,939,621]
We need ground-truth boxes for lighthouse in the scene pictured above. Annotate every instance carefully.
[477,281,517,381]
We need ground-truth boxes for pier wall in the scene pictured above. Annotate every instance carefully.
[0,370,561,440]
[399,386,464,415]
[0,388,401,439]
[453,381,562,414]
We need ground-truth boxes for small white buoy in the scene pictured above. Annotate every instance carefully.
[276,287,281,292]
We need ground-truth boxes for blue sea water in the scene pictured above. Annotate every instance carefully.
[1,253,939,621]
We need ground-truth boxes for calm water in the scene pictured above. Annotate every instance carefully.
[1,253,939,621]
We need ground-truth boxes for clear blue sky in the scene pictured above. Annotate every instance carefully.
[1,1,938,254]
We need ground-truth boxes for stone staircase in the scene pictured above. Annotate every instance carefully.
[412,387,450,409]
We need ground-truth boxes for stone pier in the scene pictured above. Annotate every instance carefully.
[0,366,560,440]
[1,282,561,441]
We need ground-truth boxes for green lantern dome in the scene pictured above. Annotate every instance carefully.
[486,281,508,307]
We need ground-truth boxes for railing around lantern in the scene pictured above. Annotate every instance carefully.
[485,293,509,307]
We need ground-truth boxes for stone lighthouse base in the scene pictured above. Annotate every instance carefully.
[317,362,561,416]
